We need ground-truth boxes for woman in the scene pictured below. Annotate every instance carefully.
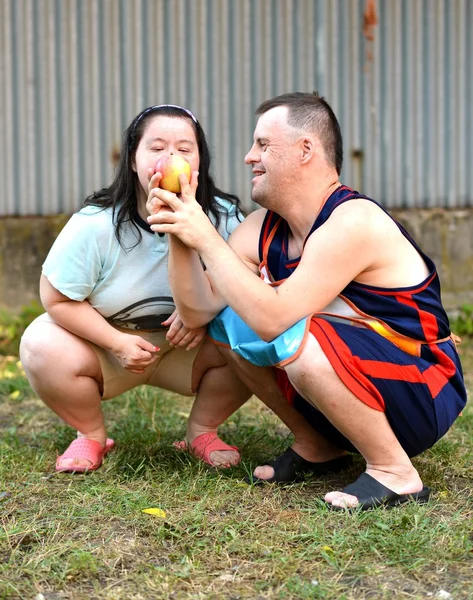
[20,104,250,472]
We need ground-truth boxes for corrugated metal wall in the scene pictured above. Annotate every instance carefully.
[1,0,472,217]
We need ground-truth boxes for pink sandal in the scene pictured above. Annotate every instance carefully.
[56,438,115,473]
[173,432,240,468]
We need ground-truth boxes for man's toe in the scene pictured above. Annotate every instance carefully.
[253,465,276,480]
[324,491,359,508]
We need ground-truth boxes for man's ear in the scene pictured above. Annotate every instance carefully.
[300,137,314,164]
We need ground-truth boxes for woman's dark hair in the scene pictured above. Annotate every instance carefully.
[85,105,243,247]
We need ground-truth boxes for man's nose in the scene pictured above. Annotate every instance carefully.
[245,145,257,164]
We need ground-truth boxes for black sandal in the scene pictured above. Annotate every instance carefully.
[245,447,352,485]
[326,472,431,511]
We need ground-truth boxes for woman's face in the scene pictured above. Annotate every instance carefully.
[132,115,200,199]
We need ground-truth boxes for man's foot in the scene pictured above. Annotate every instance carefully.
[173,432,240,468]
[324,467,429,510]
[56,438,115,473]
[248,445,352,484]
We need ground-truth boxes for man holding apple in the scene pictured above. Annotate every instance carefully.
[146,92,466,510]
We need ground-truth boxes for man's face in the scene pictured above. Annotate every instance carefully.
[245,106,300,207]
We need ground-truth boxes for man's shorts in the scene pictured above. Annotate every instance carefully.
[276,321,466,458]
[34,313,200,400]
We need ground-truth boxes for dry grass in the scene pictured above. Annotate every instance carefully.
[1,343,472,599]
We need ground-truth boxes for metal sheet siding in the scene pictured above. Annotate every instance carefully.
[0,0,472,216]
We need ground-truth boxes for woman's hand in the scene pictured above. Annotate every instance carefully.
[147,172,219,252]
[146,170,166,215]
[110,332,160,374]
[162,309,206,351]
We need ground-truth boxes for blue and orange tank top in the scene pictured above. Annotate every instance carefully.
[258,184,452,350]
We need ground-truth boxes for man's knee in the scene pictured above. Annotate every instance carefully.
[284,333,331,390]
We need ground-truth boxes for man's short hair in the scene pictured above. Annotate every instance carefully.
[256,92,343,175]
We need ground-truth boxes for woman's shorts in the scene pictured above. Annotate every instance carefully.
[87,328,201,399]
[32,313,201,400]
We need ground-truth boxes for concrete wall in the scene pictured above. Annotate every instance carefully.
[391,209,473,312]
[1,210,472,314]
[0,215,69,310]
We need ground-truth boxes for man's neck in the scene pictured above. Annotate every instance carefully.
[284,178,340,245]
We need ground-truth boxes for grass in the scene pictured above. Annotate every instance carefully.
[1,344,472,599]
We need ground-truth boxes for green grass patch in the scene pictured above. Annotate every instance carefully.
[1,343,472,599]
[450,304,473,338]
[0,301,43,357]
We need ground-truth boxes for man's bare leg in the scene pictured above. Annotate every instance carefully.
[218,347,348,480]
[20,319,107,470]
[284,334,424,508]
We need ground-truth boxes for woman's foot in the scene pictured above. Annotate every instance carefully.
[56,436,115,472]
[174,429,240,467]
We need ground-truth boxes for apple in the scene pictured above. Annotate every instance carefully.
[154,154,191,193]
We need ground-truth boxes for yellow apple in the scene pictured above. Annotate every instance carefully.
[154,154,191,193]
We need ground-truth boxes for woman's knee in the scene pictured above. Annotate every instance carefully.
[191,339,227,390]
[194,338,227,370]
[20,320,98,377]
[19,321,50,370]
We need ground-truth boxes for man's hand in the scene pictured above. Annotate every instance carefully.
[146,172,220,251]
[162,309,205,350]
[110,332,160,374]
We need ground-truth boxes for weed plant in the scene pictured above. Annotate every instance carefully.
[450,304,473,338]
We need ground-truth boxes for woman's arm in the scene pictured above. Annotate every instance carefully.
[167,235,226,328]
[40,275,159,374]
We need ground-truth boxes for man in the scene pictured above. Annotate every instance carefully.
[146,92,466,510]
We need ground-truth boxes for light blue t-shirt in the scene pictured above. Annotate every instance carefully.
[42,197,242,330]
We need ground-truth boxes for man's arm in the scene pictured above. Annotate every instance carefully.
[167,209,265,329]
[149,183,380,341]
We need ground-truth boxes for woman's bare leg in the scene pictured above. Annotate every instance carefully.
[20,317,106,469]
[185,339,252,466]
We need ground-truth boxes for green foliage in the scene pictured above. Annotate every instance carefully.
[0,301,43,355]
[450,303,473,337]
